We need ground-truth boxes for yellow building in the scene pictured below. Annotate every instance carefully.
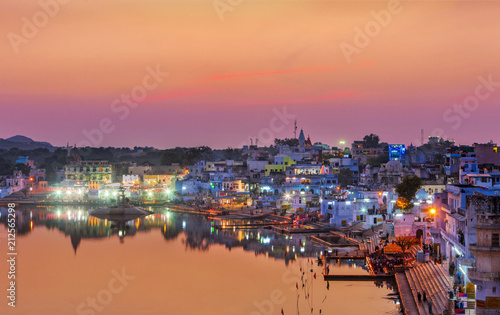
[143,174,176,186]
[265,157,296,176]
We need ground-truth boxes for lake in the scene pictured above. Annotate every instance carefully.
[0,206,400,315]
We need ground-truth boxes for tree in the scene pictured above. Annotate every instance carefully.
[367,153,389,167]
[395,236,419,254]
[363,134,380,148]
[433,153,445,165]
[274,138,299,147]
[13,163,31,177]
[0,157,13,175]
[395,175,422,212]
[161,151,181,165]
[338,169,354,188]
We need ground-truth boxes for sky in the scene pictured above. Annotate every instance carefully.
[1,0,500,149]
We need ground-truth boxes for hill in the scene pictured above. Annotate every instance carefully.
[0,135,55,151]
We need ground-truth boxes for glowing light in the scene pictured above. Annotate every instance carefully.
[430,208,436,214]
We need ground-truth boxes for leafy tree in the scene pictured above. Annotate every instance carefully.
[395,175,422,212]
[363,134,380,148]
[223,147,243,161]
[184,146,213,165]
[395,236,420,254]
[274,138,299,147]
[13,163,31,177]
[338,169,354,188]
[433,153,445,165]
[367,154,389,167]
[0,157,13,175]
[161,151,182,165]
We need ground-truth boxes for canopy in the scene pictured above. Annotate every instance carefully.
[384,244,403,254]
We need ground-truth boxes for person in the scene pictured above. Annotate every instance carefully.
[417,291,422,302]
[423,291,427,302]
[428,300,432,314]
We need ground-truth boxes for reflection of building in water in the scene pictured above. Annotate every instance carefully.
[0,207,42,236]
[71,235,81,254]
[46,217,112,254]
[8,207,323,262]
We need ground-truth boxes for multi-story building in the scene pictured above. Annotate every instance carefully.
[468,193,500,314]
[264,155,296,176]
[64,161,112,185]
[351,141,385,165]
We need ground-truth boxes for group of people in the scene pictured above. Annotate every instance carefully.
[370,254,396,274]
[417,291,433,314]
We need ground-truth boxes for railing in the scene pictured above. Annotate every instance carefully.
[469,243,500,253]
[440,230,467,255]
[468,268,500,281]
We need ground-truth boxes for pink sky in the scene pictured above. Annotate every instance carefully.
[1,0,500,148]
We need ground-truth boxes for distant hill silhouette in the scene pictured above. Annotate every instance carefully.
[0,135,54,151]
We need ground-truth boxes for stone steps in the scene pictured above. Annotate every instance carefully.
[416,264,447,312]
[407,268,430,315]
[404,269,425,315]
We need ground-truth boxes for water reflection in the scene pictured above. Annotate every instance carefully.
[1,206,323,263]
[0,205,400,314]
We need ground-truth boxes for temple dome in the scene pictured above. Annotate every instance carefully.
[385,160,403,173]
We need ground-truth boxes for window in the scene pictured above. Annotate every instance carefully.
[493,233,500,247]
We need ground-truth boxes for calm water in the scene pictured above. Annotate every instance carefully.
[0,206,399,315]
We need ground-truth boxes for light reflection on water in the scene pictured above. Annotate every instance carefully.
[0,206,400,315]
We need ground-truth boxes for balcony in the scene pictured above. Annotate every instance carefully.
[440,230,467,255]
[469,243,500,253]
[468,268,500,282]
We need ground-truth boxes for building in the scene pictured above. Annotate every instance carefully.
[474,142,500,167]
[64,161,112,185]
[467,193,500,314]
[264,156,296,177]
[351,141,385,165]
[388,144,406,165]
